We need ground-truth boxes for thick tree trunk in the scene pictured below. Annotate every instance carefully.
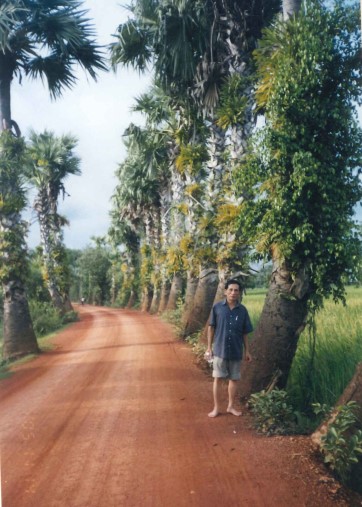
[141,286,153,312]
[239,260,309,398]
[181,273,199,332]
[0,71,12,130]
[166,273,183,311]
[126,290,136,309]
[182,268,219,338]
[149,284,160,314]
[63,294,74,313]
[198,268,231,345]
[311,363,362,492]
[158,280,171,313]
[2,280,39,361]
[48,284,66,314]
[283,0,302,20]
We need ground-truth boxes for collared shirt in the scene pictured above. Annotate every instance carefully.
[209,299,253,360]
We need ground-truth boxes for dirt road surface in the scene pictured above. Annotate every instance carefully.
[0,306,359,507]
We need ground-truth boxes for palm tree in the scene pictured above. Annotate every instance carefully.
[0,0,106,361]
[0,132,39,360]
[239,1,362,397]
[27,130,81,314]
[111,0,280,327]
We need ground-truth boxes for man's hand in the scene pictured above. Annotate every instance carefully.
[244,352,252,362]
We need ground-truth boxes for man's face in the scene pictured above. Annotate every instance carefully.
[225,284,240,304]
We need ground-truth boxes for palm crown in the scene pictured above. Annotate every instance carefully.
[0,0,107,129]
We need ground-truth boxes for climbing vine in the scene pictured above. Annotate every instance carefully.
[0,132,29,283]
[236,0,362,311]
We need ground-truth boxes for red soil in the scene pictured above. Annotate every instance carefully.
[0,306,361,507]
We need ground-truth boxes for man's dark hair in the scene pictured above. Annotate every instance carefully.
[225,279,242,290]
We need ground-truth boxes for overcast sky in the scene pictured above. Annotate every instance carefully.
[13,1,362,251]
[14,0,151,250]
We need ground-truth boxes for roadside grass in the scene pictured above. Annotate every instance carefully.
[0,301,78,378]
[287,287,362,411]
[244,286,362,412]
[0,333,55,379]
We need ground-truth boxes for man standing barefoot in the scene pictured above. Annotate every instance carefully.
[206,279,252,418]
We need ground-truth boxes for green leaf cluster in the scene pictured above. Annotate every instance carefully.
[314,401,362,484]
[249,388,298,435]
[0,132,29,283]
[236,0,362,311]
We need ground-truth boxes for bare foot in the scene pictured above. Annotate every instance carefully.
[208,409,220,418]
[227,407,242,416]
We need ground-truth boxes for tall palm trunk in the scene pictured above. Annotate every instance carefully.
[35,193,67,314]
[181,272,199,331]
[0,70,12,130]
[2,278,39,360]
[158,281,171,312]
[164,163,185,311]
[157,183,173,313]
[182,267,219,337]
[239,258,309,398]
[283,0,302,20]
[239,0,307,398]
[0,131,39,361]
[182,123,225,337]
[166,273,183,310]
[199,267,232,345]
[149,281,161,314]
[126,290,137,308]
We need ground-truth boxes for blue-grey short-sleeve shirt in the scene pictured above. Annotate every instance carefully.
[209,300,253,360]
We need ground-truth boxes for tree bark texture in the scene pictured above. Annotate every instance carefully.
[181,273,199,332]
[149,285,161,314]
[126,290,136,309]
[166,273,183,311]
[198,269,231,345]
[0,70,11,130]
[283,0,302,20]
[311,363,362,492]
[182,268,219,338]
[141,286,153,312]
[2,280,39,361]
[158,280,171,313]
[239,261,308,398]
[35,192,68,315]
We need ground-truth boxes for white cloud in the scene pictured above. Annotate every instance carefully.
[11,1,362,249]
[13,0,151,249]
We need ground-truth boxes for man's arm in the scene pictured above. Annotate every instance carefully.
[243,334,252,362]
[207,326,215,355]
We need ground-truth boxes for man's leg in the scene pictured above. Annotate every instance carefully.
[227,380,242,416]
[208,377,222,418]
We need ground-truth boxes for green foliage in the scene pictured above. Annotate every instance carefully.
[26,248,52,302]
[0,132,30,284]
[216,74,251,129]
[161,297,185,335]
[314,401,362,484]
[287,287,362,411]
[28,300,77,337]
[249,388,298,435]
[0,0,106,99]
[244,287,362,413]
[74,246,112,306]
[175,144,207,176]
[236,0,362,312]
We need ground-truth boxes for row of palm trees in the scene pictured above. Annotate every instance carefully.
[0,0,107,360]
[109,0,362,399]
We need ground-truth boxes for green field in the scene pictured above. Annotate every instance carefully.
[243,287,362,411]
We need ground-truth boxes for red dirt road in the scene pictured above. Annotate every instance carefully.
[0,306,358,507]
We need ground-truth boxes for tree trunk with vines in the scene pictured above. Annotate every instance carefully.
[239,259,309,398]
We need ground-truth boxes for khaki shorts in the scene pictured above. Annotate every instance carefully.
[212,356,241,380]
